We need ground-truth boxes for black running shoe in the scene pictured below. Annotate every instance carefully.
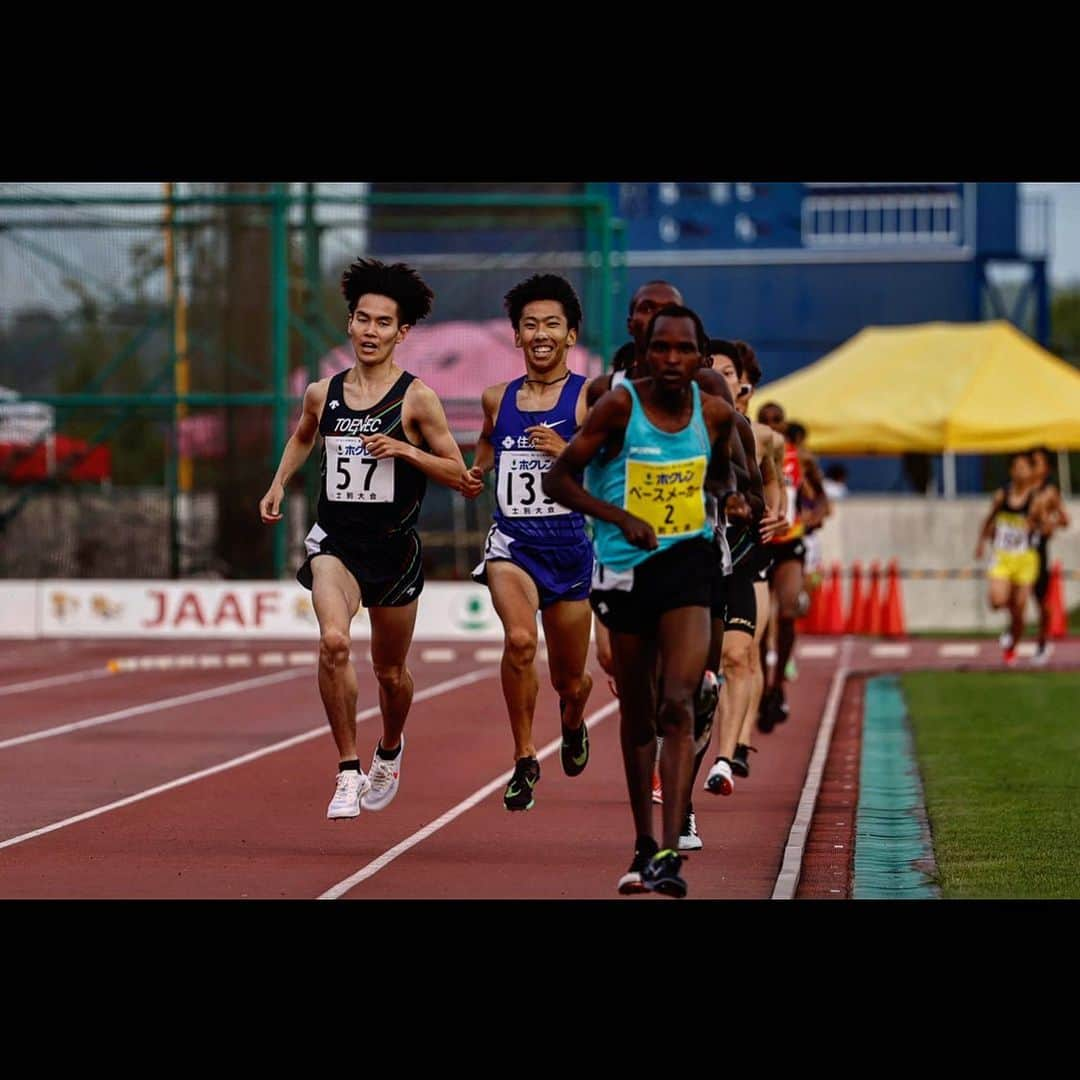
[642,848,688,899]
[559,700,590,778]
[503,756,540,811]
[757,688,778,734]
[731,743,756,778]
[771,686,789,726]
[617,836,659,895]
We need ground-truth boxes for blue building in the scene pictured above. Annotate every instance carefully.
[369,182,1050,493]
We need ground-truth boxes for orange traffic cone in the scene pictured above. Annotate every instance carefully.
[881,560,907,638]
[825,562,846,635]
[798,577,824,635]
[846,562,864,634]
[862,561,882,636]
[1047,560,1067,640]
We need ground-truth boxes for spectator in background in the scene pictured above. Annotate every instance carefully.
[1029,446,1071,665]
[823,463,849,501]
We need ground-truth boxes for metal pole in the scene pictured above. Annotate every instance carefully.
[1058,449,1072,498]
[599,203,613,374]
[270,183,290,579]
[943,451,957,499]
[163,182,180,578]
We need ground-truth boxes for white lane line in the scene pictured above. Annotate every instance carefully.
[773,638,852,901]
[0,667,496,851]
[473,648,503,663]
[198,655,223,668]
[288,652,315,666]
[1016,642,1038,657]
[0,668,310,751]
[869,643,911,658]
[938,643,980,658]
[798,643,838,659]
[0,668,115,698]
[259,653,286,666]
[318,699,620,900]
[420,648,456,663]
[226,654,252,668]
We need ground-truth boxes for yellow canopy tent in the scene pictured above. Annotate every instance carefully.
[753,321,1080,455]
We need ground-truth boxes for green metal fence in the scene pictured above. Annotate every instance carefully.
[0,184,623,580]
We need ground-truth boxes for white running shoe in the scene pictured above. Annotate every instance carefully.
[678,811,703,851]
[999,631,1015,651]
[361,735,404,812]
[327,768,370,819]
[1030,644,1052,667]
[705,757,735,796]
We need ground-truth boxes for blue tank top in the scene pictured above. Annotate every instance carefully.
[491,372,588,545]
[586,379,713,571]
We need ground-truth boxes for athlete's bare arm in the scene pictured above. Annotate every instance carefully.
[1032,483,1070,535]
[752,424,787,541]
[259,379,327,523]
[703,396,752,523]
[542,387,658,550]
[368,379,482,496]
[468,383,505,481]
[586,372,613,409]
[975,489,1006,558]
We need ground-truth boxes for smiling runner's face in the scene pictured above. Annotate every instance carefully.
[515,299,577,377]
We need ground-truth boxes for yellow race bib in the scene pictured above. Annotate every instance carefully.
[624,456,707,538]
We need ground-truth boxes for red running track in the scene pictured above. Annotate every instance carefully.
[2,635,1075,899]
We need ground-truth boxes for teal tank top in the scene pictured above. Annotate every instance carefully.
[586,379,713,571]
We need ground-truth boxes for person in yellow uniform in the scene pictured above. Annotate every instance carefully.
[975,452,1040,665]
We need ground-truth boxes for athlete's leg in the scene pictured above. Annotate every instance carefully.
[655,605,711,853]
[594,619,615,678]
[1009,583,1031,647]
[540,598,594,732]
[742,579,771,746]
[311,555,363,762]
[770,557,803,701]
[367,598,419,752]
[486,560,542,761]
[610,629,660,842]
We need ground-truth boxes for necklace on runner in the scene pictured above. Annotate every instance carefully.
[522,369,571,387]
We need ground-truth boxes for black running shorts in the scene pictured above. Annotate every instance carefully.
[591,537,715,637]
[723,567,757,636]
[297,524,424,608]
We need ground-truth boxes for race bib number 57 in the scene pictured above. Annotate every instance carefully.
[624,456,706,538]
[325,436,395,503]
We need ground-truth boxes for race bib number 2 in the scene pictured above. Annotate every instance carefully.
[496,451,570,517]
[325,436,395,503]
[625,455,706,538]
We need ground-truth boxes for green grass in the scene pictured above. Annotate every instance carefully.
[901,671,1080,899]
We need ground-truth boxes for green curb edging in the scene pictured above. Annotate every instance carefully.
[854,676,941,899]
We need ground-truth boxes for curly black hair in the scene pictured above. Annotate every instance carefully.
[340,258,434,326]
[503,273,583,332]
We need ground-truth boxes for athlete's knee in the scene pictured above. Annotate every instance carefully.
[319,628,351,669]
[723,636,754,680]
[656,686,695,737]
[553,667,592,703]
[504,626,537,666]
[373,663,409,695]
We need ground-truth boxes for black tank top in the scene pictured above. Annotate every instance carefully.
[316,369,428,543]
